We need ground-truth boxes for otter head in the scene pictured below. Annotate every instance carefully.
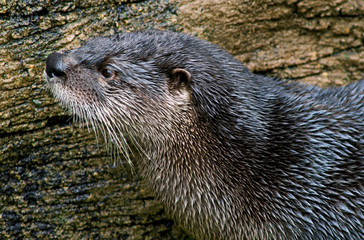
[45,31,233,162]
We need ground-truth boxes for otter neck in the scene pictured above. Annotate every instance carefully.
[139,124,236,230]
[129,91,307,238]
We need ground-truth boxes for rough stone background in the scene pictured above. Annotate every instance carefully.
[0,0,363,239]
[177,0,364,86]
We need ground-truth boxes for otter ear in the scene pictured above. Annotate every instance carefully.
[168,68,191,93]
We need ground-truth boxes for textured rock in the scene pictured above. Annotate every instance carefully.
[175,0,364,86]
[1,0,363,239]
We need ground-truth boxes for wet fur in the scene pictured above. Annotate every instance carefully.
[46,30,364,239]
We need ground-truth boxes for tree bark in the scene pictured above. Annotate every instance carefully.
[1,0,363,239]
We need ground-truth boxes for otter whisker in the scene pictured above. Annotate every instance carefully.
[107,96,154,164]
[92,100,134,167]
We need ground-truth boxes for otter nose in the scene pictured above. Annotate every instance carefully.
[46,52,66,78]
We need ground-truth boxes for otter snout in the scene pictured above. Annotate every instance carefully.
[45,52,66,78]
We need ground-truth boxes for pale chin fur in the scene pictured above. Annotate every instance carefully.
[45,72,138,167]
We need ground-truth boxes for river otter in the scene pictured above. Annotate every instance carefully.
[45,30,363,239]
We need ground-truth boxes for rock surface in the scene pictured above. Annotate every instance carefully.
[175,0,364,86]
[1,0,363,239]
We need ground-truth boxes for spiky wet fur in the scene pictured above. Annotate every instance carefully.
[45,30,364,239]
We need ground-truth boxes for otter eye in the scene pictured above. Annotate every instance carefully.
[100,68,115,79]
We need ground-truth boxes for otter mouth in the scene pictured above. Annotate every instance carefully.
[44,51,103,108]
[44,70,87,112]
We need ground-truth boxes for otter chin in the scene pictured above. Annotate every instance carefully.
[45,30,364,240]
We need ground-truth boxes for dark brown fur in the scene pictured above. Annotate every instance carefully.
[45,30,364,240]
